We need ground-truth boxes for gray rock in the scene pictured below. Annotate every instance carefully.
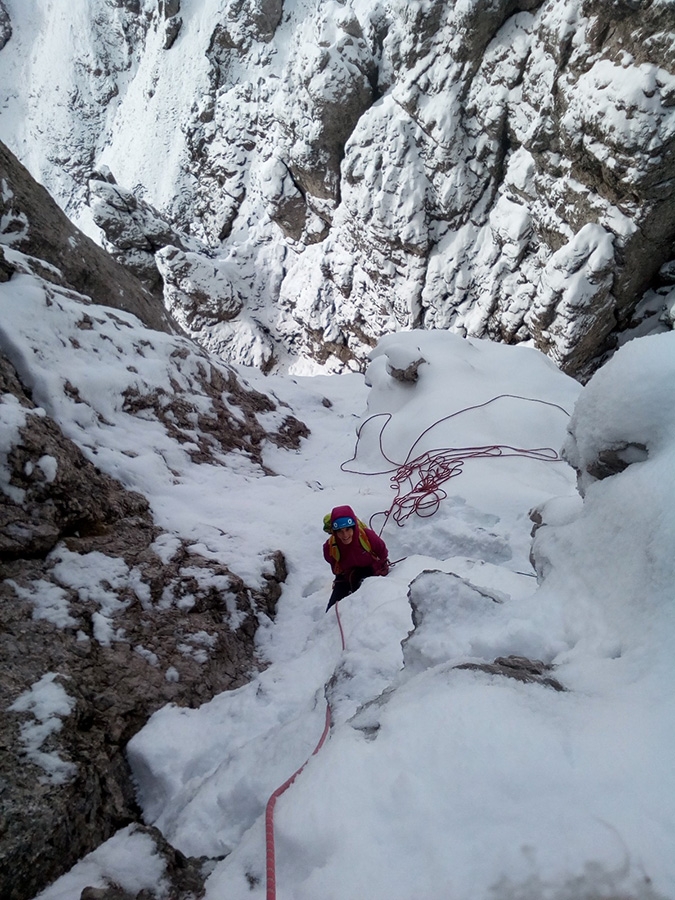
[156,246,244,329]
[0,0,11,51]
[163,16,182,50]
[454,654,565,692]
[584,442,649,484]
[158,0,181,18]
[87,171,197,296]
[207,0,283,57]
[110,0,141,12]
[77,824,209,900]
[387,355,427,384]
[0,142,176,335]
[275,6,376,210]
[0,245,14,282]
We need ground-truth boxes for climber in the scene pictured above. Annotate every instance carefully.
[323,504,389,612]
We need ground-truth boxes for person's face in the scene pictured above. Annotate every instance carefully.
[335,526,354,545]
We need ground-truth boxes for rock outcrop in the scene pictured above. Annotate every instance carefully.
[0,0,11,52]
[2,1,675,375]
[454,654,565,692]
[277,0,675,380]
[87,167,203,297]
[0,142,175,335]
[0,334,301,900]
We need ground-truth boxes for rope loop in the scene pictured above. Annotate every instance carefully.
[340,394,570,534]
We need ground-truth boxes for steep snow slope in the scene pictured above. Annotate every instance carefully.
[0,247,305,900]
[19,325,675,900]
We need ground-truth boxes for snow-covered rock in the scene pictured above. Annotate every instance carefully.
[0,0,673,376]
[87,167,202,295]
[0,184,310,899]
[155,245,242,328]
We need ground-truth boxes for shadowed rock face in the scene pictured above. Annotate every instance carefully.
[0,0,11,52]
[0,141,177,335]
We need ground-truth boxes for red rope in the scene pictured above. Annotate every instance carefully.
[377,442,560,530]
[334,600,346,651]
[340,394,570,533]
[265,606,345,898]
[265,703,332,899]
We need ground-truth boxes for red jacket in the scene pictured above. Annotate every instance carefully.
[323,505,389,577]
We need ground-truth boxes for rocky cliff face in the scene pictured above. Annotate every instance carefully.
[0,131,309,899]
[1,0,674,379]
[0,142,176,335]
[0,0,674,374]
[0,313,304,900]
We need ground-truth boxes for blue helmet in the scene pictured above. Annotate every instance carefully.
[332,516,355,531]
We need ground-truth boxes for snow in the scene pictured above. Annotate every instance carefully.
[0,391,30,502]
[29,825,168,900]
[562,60,675,166]
[8,673,77,785]
[6,578,78,629]
[4,265,672,899]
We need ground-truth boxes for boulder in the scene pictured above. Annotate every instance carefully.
[155,246,243,330]
[87,169,198,297]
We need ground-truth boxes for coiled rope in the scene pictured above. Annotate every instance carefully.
[340,393,570,534]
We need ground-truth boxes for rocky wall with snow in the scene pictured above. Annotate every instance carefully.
[0,229,309,898]
[0,141,176,335]
[0,0,674,376]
